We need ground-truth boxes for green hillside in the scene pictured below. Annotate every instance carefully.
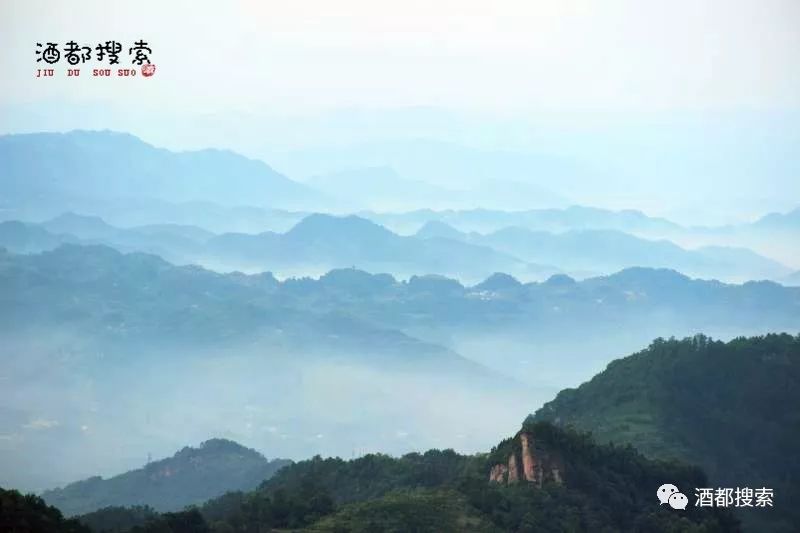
[532,333,800,532]
[71,422,738,532]
[42,439,291,516]
[0,488,90,533]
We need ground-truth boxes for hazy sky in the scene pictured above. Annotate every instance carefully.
[2,0,799,113]
[1,1,799,223]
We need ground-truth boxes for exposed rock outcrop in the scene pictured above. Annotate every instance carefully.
[507,454,519,483]
[489,464,508,483]
[488,431,563,488]
[520,433,536,482]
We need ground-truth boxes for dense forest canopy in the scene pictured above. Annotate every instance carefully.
[533,333,800,532]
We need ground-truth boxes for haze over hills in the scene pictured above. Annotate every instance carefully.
[1,129,797,272]
[55,334,793,532]
[532,334,800,532]
[370,206,800,271]
[0,210,793,283]
[0,131,327,214]
[203,214,550,281]
[306,165,571,212]
[4,0,800,527]
[0,214,546,282]
[269,138,575,209]
[0,244,529,493]
[306,166,464,212]
[0,129,798,531]
[784,271,800,287]
[414,221,790,281]
[41,439,291,516]
[257,115,800,222]
[14,334,795,532]
[2,243,799,496]
[368,205,683,236]
[5,420,740,532]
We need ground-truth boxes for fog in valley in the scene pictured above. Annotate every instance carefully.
[1,3,799,525]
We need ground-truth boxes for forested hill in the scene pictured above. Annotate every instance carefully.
[0,488,90,533]
[41,439,291,516]
[532,333,800,532]
[66,422,737,532]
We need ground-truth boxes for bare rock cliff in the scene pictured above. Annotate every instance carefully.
[488,431,563,487]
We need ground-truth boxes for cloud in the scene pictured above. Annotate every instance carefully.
[23,418,60,430]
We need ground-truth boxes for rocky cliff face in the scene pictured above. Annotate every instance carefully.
[488,431,563,487]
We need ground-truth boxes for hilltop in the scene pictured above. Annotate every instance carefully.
[41,439,290,516]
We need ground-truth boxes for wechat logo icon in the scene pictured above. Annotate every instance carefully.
[658,484,688,510]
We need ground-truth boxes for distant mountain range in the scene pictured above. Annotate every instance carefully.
[783,270,800,287]
[1,129,796,274]
[40,439,290,516]
[58,333,796,532]
[2,243,798,390]
[0,244,528,493]
[0,131,326,211]
[2,244,799,494]
[204,213,549,281]
[17,333,796,531]
[368,206,800,270]
[414,220,790,281]
[306,166,463,211]
[369,205,682,235]
[271,137,576,208]
[29,333,796,531]
[0,210,792,283]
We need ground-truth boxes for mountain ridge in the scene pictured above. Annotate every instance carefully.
[40,438,291,516]
[0,130,326,211]
[532,333,800,531]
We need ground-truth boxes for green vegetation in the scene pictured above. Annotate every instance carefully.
[0,487,90,533]
[77,506,157,532]
[69,422,738,532]
[128,509,210,533]
[532,333,800,532]
[307,489,494,533]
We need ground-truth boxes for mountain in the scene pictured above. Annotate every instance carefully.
[42,213,120,240]
[0,213,214,266]
[269,138,573,209]
[5,212,550,282]
[0,131,325,211]
[22,210,793,284]
[0,220,77,252]
[2,244,800,494]
[752,207,800,232]
[370,205,682,235]
[307,166,462,211]
[783,271,800,287]
[414,222,790,281]
[205,213,549,282]
[373,205,800,274]
[40,214,215,253]
[0,243,494,368]
[661,207,800,272]
[71,422,739,532]
[131,223,215,244]
[532,334,800,532]
[0,244,531,494]
[415,220,466,240]
[41,439,291,516]
[3,243,800,387]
